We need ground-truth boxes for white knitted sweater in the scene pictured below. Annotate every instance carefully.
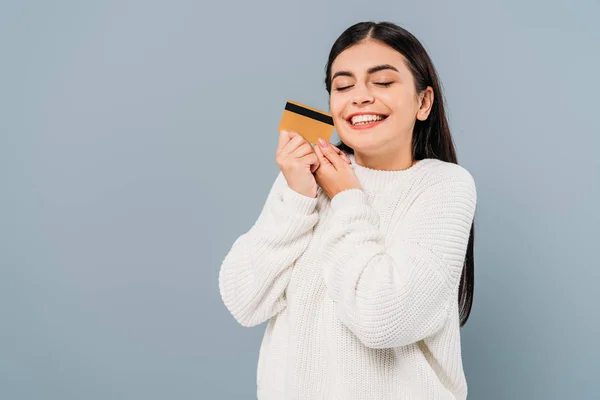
[219,153,477,399]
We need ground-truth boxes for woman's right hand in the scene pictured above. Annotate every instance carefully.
[276,130,320,198]
[276,130,351,198]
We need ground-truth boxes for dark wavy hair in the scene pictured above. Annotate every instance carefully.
[324,21,476,327]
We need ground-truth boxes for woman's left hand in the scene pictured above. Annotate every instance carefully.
[314,138,362,199]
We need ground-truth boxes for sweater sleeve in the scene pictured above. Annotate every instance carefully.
[218,171,319,327]
[320,167,477,348]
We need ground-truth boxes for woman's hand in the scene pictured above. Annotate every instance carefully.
[314,138,362,199]
[276,131,353,198]
[276,130,321,198]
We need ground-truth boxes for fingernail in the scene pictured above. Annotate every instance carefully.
[318,138,328,147]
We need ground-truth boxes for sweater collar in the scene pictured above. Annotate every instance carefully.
[347,153,436,193]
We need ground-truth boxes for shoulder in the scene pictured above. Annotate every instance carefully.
[414,159,477,203]
[420,158,474,181]
[420,158,475,187]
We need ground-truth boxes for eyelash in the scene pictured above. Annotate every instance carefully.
[334,82,394,92]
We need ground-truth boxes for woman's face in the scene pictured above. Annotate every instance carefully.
[329,40,432,157]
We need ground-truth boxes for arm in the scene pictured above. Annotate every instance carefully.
[321,167,477,348]
[218,171,319,327]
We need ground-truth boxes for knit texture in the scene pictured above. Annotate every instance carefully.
[219,153,477,399]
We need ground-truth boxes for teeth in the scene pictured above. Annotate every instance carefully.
[351,114,386,125]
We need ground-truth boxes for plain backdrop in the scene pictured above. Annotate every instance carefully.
[1,0,599,399]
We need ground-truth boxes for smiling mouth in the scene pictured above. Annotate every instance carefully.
[346,113,389,124]
[346,115,389,128]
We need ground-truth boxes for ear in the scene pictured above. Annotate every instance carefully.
[416,86,434,121]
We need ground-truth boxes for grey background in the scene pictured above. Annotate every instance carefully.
[1,0,598,399]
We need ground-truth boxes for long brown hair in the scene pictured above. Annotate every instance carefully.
[324,21,476,327]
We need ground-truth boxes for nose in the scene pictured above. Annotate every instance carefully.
[351,84,374,105]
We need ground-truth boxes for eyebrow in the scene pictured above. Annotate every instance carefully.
[331,64,399,81]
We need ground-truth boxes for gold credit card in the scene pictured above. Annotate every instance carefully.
[278,100,334,145]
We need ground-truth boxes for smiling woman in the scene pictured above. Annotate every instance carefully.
[329,46,433,160]
[219,21,477,400]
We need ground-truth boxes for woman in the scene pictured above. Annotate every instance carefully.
[219,21,477,400]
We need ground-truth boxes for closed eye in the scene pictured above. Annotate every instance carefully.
[335,85,353,92]
[334,82,394,92]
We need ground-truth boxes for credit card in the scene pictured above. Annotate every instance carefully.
[278,100,334,145]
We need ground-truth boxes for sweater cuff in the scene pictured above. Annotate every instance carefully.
[280,185,318,215]
[330,188,367,212]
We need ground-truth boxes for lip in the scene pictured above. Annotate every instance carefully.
[345,111,389,122]
[346,117,387,130]
[345,112,389,130]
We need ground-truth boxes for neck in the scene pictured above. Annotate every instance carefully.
[353,149,415,171]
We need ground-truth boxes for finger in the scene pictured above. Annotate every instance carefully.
[277,130,305,152]
[314,145,332,168]
[318,139,346,170]
[282,133,308,155]
[291,142,315,159]
[277,130,292,151]
[310,160,320,173]
[330,144,351,164]
[298,153,318,170]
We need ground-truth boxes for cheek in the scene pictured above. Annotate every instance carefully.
[381,90,406,108]
[384,93,418,119]
[329,95,344,116]
[329,97,348,128]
